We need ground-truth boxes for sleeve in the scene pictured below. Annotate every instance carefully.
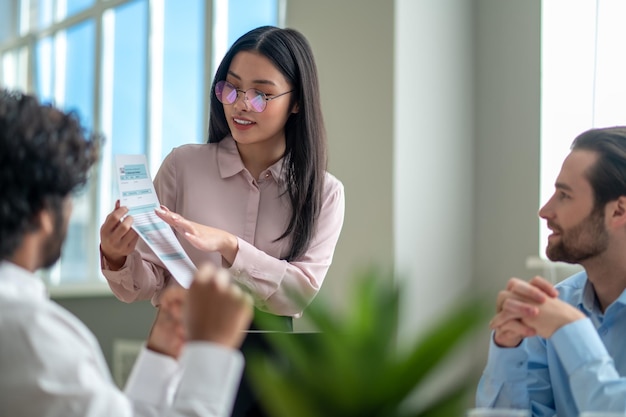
[229,176,345,316]
[1,305,133,417]
[101,152,178,305]
[1,304,243,417]
[552,318,626,412]
[126,344,244,417]
[476,332,556,417]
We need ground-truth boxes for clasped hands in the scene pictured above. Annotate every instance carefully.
[491,276,585,348]
[146,264,253,359]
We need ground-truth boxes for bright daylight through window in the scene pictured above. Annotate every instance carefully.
[0,0,281,294]
[540,0,626,261]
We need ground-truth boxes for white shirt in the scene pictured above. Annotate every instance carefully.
[0,261,244,417]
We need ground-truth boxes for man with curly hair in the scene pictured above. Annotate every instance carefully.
[0,89,253,417]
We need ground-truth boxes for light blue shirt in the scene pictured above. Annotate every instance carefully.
[476,270,626,417]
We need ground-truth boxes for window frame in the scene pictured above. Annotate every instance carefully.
[0,0,284,297]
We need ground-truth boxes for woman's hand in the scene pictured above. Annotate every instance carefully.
[100,200,139,270]
[155,205,239,265]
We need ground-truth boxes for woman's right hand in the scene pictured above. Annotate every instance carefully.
[100,200,139,270]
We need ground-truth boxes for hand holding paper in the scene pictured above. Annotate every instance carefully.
[100,200,140,270]
[115,155,197,288]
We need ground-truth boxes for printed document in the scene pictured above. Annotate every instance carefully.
[115,154,196,288]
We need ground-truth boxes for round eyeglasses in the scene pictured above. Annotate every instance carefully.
[215,80,293,113]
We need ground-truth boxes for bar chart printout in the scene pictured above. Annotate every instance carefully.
[115,154,196,288]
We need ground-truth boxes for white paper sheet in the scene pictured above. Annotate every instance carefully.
[115,154,196,288]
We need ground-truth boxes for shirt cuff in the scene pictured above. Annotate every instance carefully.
[229,238,286,300]
[551,317,609,375]
[124,345,181,407]
[175,342,244,414]
[483,331,529,381]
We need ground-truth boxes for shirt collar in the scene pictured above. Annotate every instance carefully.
[0,261,48,301]
[217,135,246,178]
[615,287,626,306]
[216,135,286,183]
[580,276,626,315]
[581,279,600,313]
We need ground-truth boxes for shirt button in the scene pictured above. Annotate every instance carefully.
[265,173,270,178]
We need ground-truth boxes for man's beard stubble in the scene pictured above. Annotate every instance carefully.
[546,207,609,264]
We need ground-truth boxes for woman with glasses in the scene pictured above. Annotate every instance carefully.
[99,26,345,330]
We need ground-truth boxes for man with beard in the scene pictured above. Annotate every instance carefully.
[0,89,253,416]
[476,126,626,417]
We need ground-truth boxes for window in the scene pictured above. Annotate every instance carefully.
[0,0,282,294]
[540,0,626,257]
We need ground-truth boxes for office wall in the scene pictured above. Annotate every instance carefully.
[289,0,541,339]
[285,0,395,327]
[56,0,543,370]
[473,0,541,296]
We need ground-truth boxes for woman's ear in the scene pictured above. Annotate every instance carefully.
[291,102,299,114]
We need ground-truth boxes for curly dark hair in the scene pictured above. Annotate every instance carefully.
[0,89,101,260]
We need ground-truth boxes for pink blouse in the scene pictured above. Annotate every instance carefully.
[101,136,345,317]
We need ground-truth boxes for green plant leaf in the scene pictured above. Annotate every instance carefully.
[248,266,490,417]
[247,353,322,417]
[376,298,490,407]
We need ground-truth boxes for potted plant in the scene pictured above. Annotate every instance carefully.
[247,267,489,417]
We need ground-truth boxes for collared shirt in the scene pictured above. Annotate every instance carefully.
[102,135,345,316]
[0,261,243,417]
[476,270,626,417]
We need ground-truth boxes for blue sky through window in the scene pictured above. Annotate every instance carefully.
[161,0,204,157]
[64,20,95,129]
[110,0,147,156]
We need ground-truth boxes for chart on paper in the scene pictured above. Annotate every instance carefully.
[115,154,196,288]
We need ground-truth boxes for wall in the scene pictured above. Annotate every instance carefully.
[474,0,541,297]
[285,0,395,327]
[55,296,155,371]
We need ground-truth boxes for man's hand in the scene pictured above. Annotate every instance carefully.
[521,297,585,338]
[147,264,254,357]
[491,276,559,347]
[146,285,187,358]
[186,264,253,349]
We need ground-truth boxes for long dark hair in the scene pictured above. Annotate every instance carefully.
[208,26,327,261]
[571,126,626,210]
